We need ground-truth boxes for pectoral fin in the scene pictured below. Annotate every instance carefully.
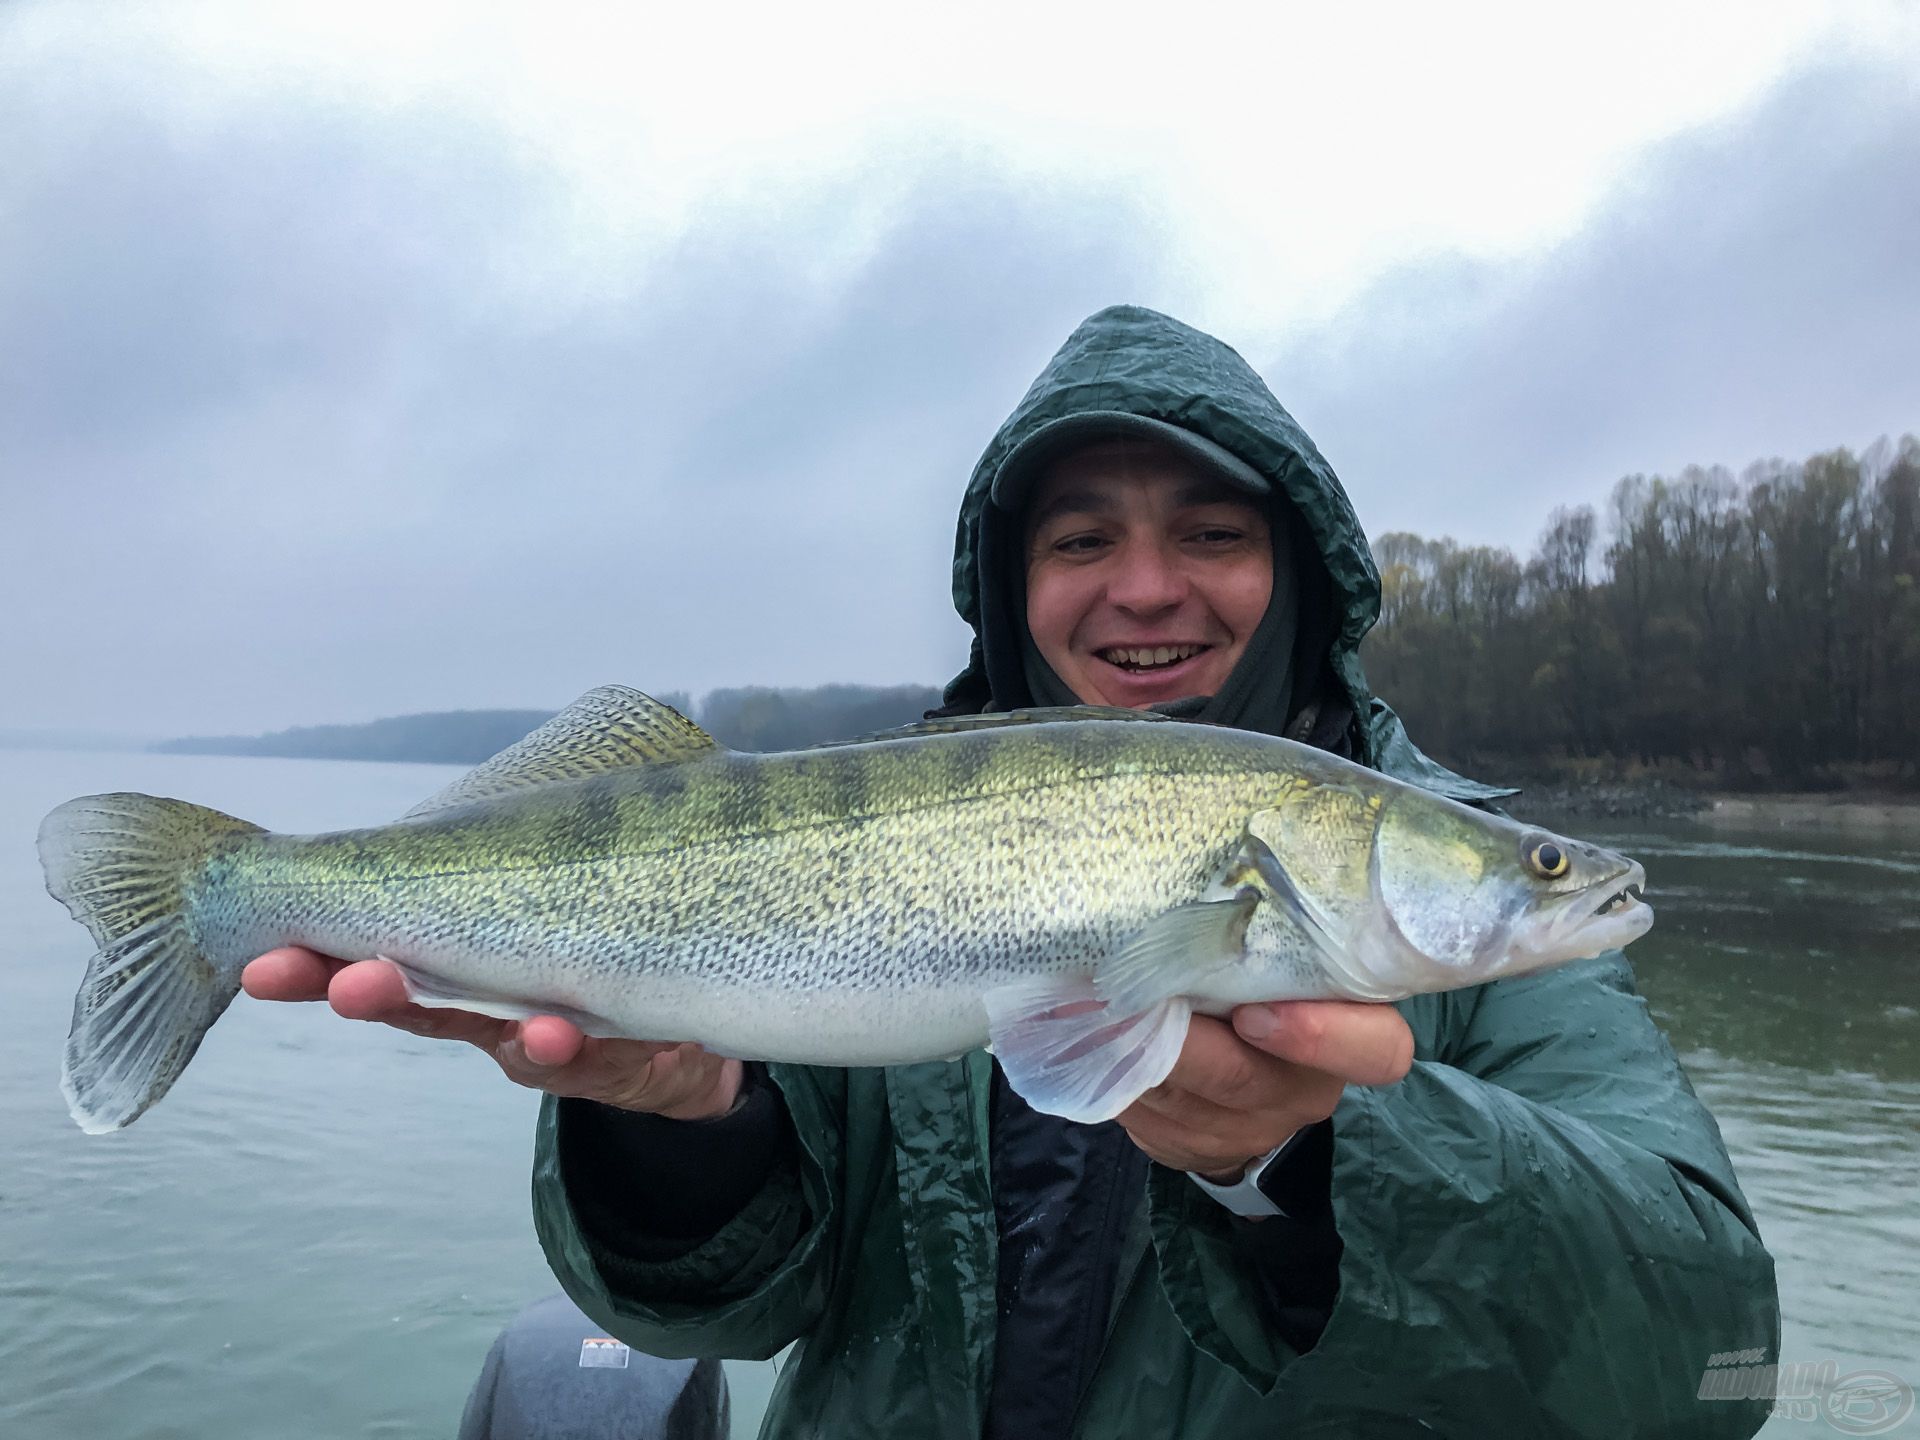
[984,973,1191,1124]
[1091,892,1258,1014]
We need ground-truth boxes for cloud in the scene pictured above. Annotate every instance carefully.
[0,51,1182,735]
[1269,59,1920,553]
[6,23,1914,738]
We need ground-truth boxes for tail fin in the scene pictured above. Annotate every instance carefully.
[38,793,264,1133]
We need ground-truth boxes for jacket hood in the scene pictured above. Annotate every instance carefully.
[944,304,1512,803]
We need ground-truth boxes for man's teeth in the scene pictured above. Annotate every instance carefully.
[1101,645,1205,669]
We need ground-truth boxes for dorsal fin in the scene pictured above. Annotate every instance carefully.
[839,705,1178,746]
[404,685,720,818]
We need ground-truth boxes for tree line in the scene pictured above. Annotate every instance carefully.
[162,431,1917,787]
[698,684,944,752]
[1361,435,1920,784]
[159,709,564,765]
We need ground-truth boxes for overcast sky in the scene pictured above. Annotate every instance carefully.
[3,1,1917,737]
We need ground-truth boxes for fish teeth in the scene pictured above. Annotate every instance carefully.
[1594,883,1645,916]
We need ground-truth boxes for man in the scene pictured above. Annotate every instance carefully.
[247,306,1779,1436]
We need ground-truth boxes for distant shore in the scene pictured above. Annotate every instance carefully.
[1698,792,1920,833]
[1506,777,1708,823]
[1507,775,1920,834]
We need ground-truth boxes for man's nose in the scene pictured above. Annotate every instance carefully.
[1106,538,1187,613]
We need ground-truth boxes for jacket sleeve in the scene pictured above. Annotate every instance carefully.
[1146,953,1780,1438]
[531,1061,849,1362]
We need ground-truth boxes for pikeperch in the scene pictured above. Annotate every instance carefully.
[39,687,1652,1132]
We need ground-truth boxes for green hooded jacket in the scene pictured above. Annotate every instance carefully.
[531,306,1779,1437]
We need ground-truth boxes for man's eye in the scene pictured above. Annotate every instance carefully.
[1053,533,1109,555]
[1190,527,1245,545]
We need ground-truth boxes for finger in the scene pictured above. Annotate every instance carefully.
[324,959,509,1046]
[573,1039,692,1104]
[572,1041,738,1118]
[1155,1014,1301,1112]
[1233,1000,1415,1087]
[493,1021,566,1086]
[1130,1069,1336,1141]
[1119,1095,1285,1172]
[1116,1016,1328,1167]
[518,1014,586,1068]
[632,1048,744,1120]
[1116,1097,1288,1176]
[1127,1020,1336,1154]
[241,947,345,1002]
[492,1029,673,1096]
[326,959,416,1021]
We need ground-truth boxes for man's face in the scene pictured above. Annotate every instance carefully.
[1022,440,1273,708]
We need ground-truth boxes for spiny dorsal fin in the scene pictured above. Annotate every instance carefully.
[404,685,720,818]
[841,705,1178,746]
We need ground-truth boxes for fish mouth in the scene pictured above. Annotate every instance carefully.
[1519,859,1653,963]
[1592,878,1646,917]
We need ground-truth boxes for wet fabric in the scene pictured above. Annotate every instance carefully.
[982,1069,1149,1440]
[560,1065,795,1249]
[530,305,1780,1438]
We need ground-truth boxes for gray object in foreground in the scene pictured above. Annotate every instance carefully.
[458,1292,729,1440]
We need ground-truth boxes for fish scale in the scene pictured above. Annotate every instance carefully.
[224,752,1258,1040]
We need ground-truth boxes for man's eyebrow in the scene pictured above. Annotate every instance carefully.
[1173,480,1257,509]
[1026,487,1116,531]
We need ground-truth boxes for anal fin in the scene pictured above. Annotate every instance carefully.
[388,959,624,1039]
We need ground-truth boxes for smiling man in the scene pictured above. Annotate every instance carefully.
[246,306,1778,1438]
[1019,438,1275,709]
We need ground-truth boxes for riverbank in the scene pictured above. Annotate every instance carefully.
[1700,792,1920,833]
[1504,776,1920,834]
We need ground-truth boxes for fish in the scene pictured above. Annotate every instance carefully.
[38,685,1653,1133]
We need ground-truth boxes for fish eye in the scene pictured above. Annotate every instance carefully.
[1525,839,1570,880]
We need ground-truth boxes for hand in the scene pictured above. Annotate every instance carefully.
[1114,1000,1414,1181]
[240,948,742,1119]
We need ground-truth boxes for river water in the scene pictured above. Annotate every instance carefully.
[2,750,1914,1437]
